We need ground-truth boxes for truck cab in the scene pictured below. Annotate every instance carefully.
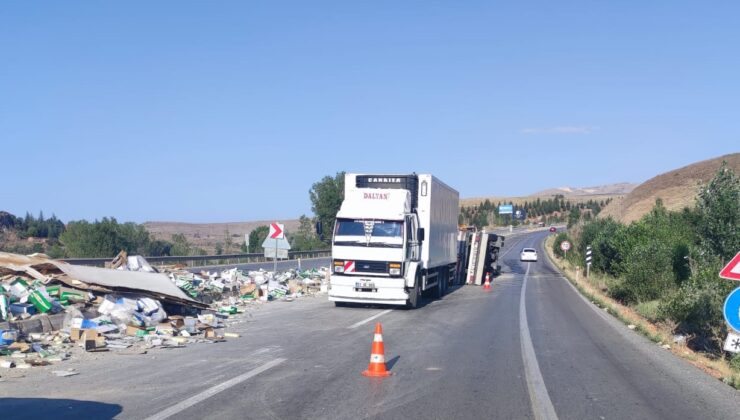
[328,174,457,308]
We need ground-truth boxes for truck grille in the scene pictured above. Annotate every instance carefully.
[353,260,387,273]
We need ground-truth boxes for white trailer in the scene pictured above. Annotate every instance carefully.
[328,174,459,308]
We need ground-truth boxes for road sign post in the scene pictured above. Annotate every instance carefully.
[267,223,285,273]
[719,252,740,281]
[499,205,513,232]
[561,240,571,260]
[724,332,740,354]
[723,287,740,333]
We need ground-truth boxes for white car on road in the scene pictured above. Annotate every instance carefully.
[520,248,538,262]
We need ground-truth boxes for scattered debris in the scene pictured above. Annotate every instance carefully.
[51,370,79,377]
[627,324,636,330]
[673,334,687,345]
[0,251,329,376]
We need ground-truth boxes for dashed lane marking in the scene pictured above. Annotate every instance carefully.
[348,309,393,329]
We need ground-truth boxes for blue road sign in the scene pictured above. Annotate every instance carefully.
[724,287,740,333]
[499,205,513,214]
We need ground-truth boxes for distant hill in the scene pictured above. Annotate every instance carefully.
[144,219,301,253]
[599,153,740,224]
[532,182,637,197]
[460,182,633,208]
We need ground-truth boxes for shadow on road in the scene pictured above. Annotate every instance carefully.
[503,258,528,275]
[333,280,467,311]
[386,355,401,371]
[1,398,123,420]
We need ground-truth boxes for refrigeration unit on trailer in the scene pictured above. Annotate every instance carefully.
[327,174,459,308]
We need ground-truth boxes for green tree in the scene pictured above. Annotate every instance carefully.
[170,233,191,256]
[472,211,488,229]
[248,225,269,253]
[578,217,625,276]
[289,215,326,251]
[695,162,740,262]
[309,172,345,238]
[60,217,151,258]
[567,207,580,228]
[147,240,172,256]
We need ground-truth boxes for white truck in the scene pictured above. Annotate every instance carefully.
[327,173,459,308]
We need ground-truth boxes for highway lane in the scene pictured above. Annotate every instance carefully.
[4,231,739,419]
[521,232,740,419]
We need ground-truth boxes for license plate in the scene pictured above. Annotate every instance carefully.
[355,281,375,290]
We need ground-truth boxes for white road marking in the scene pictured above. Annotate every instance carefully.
[348,309,393,329]
[143,358,286,420]
[520,263,559,420]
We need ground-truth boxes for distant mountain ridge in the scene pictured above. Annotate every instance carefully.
[532,182,638,197]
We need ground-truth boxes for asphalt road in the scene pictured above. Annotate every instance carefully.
[4,231,739,419]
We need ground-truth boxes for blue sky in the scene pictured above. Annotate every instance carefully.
[2,1,738,223]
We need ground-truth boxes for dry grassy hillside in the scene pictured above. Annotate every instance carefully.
[600,153,740,224]
[144,219,301,253]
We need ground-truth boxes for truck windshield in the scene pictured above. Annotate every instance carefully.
[334,219,403,238]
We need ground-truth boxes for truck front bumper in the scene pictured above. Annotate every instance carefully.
[329,274,409,306]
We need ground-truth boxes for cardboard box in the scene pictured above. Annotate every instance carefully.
[240,283,257,296]
[81,330,106,351]
[156,323,174,335]
[203,328,216,339]
[59,287,86,302]
[126,325,146,337]
[70,328,84,342]
[169,316,185,329]
[45,285,61,297]
[8,341,30,353]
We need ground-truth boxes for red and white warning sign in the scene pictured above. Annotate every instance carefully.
[269,223,284,240]
[344,261,356,273]
[719,251,740,281]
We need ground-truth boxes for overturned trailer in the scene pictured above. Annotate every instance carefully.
[457,230,505,286]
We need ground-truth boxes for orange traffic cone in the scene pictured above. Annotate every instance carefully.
[483,273,491,290]
[362,322,392,377]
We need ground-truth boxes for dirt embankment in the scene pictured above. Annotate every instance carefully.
[600,153,740,224]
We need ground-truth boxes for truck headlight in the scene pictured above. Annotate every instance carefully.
[389,263,401,276]
[333,260,344,273]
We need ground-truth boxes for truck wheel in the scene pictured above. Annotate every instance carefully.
[435,271,446,299]
[407,273,421,309]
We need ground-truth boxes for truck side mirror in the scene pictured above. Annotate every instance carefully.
[315,221,323,236]
[417,228,425,241]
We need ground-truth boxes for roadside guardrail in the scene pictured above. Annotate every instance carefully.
[62,249,332,268]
